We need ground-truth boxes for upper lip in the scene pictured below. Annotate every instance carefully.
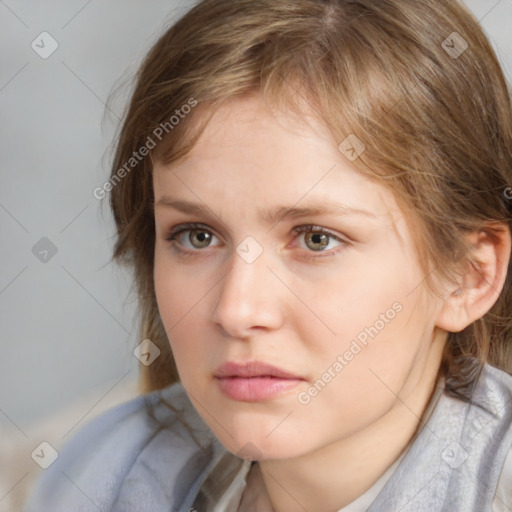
[214,361,303,379]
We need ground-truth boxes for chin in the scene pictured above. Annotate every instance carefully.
[211,424,308,462]
[187,385,314,459]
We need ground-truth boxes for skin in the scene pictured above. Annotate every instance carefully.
[152,93,510,511]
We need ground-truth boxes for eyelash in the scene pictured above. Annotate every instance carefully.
[164,222,348,260]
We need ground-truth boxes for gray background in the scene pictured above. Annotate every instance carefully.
[1,0,194,430]
[0,0,511,503]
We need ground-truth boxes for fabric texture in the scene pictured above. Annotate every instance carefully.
[199,372,511,511]
[24,364,512,512]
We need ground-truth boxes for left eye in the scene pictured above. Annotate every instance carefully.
[292,225,345,252]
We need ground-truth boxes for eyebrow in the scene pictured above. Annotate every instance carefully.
[154,196,376,226]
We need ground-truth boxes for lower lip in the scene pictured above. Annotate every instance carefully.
[216,376,303,401]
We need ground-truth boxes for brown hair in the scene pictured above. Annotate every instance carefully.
[108,0,512,400]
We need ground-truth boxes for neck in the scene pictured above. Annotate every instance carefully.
[257,332,446,512]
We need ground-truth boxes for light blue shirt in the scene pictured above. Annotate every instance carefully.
[24,363,512,511]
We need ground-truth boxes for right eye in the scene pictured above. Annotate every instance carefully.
[165,222,222,253]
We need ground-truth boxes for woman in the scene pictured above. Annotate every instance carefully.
[25,0,512,510]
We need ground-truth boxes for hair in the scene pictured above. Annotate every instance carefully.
[108,0,512,401]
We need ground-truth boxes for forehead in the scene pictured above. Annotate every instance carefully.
[178,93,337,162]
[152,94,403,227]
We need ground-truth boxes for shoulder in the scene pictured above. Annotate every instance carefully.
[473,365,512,511]
[367,365,512,510]
[494,444,512,512]
[23,382,221,512]
[441,363,512,437]
[481,365,512,512]
[472,364,512,436]
[476,363,512,405]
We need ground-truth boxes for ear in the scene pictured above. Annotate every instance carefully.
[435,223,511,333]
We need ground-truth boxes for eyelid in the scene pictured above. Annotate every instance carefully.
[166,222,217,239]
[164,222,349,257]
[166,222,222,247]
[291,225,347,242]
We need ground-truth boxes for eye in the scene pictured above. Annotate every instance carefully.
[165,223,220,252]
[164,222,348,258]
[292,225,347,254]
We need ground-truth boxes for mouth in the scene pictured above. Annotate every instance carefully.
[214,361,305,402]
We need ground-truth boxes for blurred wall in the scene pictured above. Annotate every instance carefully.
[1,0,195,428]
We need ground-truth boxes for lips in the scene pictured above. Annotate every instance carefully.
[214,361,302,379]
[214,361,305,401]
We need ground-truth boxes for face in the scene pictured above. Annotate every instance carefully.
[153,93,445,460]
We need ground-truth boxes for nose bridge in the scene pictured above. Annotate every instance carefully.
[212,242,283,335]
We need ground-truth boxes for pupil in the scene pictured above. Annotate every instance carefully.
[191,230,211,248]
[307,232,328,250]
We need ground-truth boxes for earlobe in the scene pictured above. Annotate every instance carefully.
[435,223,511,333]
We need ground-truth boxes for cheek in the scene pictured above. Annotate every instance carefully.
[294,316,422,442]
[296,255,428,401]
[154,244,213,323]
[305,250,417,350]
[153,252,208,365]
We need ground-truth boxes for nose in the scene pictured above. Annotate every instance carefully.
[211,246,285,339]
